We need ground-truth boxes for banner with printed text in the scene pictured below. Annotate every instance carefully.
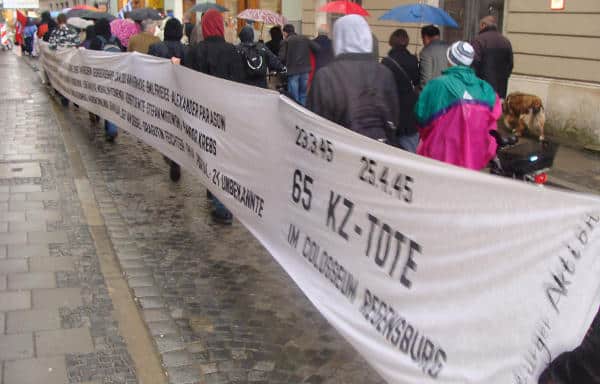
[39,44,600,384]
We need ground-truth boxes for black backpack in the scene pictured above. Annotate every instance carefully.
[238,44,267,78]
[334,65,395,142]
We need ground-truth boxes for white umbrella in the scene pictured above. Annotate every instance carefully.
[67,17,94,30]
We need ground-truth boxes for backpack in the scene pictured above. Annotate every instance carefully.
[97,36,121,52]
[239,44,267,78]
[334,65,395,142]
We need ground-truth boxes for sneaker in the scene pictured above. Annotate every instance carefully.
[211,210,233,225]
[169,162,181,182]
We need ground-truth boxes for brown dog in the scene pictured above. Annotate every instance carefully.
[502,92,546,140]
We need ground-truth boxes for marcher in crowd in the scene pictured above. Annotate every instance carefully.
[307,15,398,143]
[265,25,283,56]
[381,28,419,152]
[184,9,244,225]
[414,41,501,170]
[48,14,80,50]
[38,11,57,42]
[148,18,187,182]
[127,19,160,53]
[418,24,448,90]
[23,19,37,55]
[538,308,600,384]
[279,24,318,106]
[472,15,513,99]
[90,18,124,142]
[237,25,284,89]
[312,25,334,72]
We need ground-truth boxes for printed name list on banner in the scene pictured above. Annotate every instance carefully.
[40,44,600,384]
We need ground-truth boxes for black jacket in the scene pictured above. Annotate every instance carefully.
[184,36,245,83]
[312,35,334,71]
[472,26,513,98]
[307,53,399,140]
[278,33,318,75]
[381,47,419,137]
[237,42,283,88]
[148,40,187,61]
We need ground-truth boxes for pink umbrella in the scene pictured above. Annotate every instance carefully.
[110,18,140,48]
[237,9,287,26]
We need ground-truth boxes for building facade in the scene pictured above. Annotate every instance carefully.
[299,0,600,146]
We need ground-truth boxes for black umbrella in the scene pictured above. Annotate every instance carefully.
[128,7,163,21]
[188,2,229,14]
[66,9,115,21]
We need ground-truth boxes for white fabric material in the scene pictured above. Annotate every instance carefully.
[40,44,600,384]
[333,14,373,56]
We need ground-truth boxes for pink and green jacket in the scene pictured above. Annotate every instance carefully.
[414,66,502,170]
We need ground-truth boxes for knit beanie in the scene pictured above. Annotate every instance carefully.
[447,41,474,66]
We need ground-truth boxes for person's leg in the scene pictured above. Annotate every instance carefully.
[298,72,309,106]
[211,196,232,225]
[169,161,181,182]
[287,74,300,104]
[104,120,118,142]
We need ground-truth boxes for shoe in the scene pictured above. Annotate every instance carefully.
[169,162,181,182]
[211,210,232,225]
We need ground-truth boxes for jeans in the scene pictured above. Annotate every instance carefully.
[396,132,419,153]
[287,72,309,106]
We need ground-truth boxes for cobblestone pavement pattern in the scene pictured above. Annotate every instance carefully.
[0,53,141,383]
[12,51,387,384]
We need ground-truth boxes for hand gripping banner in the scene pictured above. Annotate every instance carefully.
[40,44,600,384]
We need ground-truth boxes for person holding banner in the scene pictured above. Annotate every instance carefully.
[185,9,245,224]
[148,18,187,182]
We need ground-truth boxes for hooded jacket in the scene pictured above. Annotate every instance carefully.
[184,9,244,83]
[414,65,501,170]
[237,26,283,88]
[307,15,399,141]
[148,18,186,61]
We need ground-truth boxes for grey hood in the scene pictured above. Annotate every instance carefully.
[333,14,373,56]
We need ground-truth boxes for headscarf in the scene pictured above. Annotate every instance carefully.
[110,18,140,48]
[164,18,183,41]
[332,14,372,56]
[239,26,253,44]
[201,9,224,38]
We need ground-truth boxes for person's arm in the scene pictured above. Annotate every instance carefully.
[48,30,57,50]
[229,47,246,83]
[306,69,334,121]
[507,40,514,75]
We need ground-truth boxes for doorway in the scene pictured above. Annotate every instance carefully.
[442,0,505,43]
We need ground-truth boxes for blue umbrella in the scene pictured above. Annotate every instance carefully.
[379,4,459,28]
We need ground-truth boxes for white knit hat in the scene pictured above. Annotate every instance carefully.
[447,41,475,66]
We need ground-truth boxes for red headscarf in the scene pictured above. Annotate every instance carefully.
[202,9,224,38]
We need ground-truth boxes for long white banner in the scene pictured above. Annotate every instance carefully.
[40,44,600,384]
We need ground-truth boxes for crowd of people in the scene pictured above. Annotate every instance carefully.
[39,10,516,223]
[25,7,600,381]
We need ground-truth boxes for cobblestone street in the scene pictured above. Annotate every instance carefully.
[0,52,385,384]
